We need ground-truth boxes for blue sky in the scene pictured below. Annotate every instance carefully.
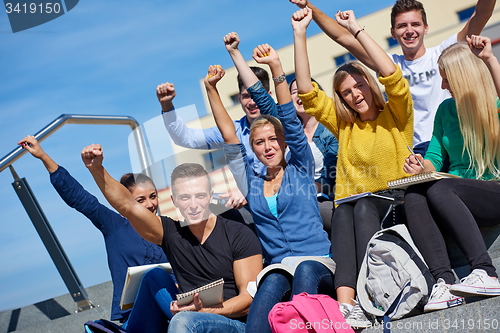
[0,0,395,312]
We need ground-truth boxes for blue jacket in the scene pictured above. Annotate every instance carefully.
[50,166,168,321]
[248,81,338,196]
[224,100,331,264]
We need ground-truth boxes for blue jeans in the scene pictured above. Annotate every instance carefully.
[168,311,246,333]
[245,260,334,333]
[122,267,178,333]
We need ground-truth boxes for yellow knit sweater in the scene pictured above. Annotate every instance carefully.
[299,66,414,200]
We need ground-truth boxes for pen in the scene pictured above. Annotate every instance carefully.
[407,145,425,170]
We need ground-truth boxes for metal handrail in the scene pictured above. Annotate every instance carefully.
[0,114,151,175]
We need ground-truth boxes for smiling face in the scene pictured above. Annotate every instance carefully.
[251,123,286,169]
[439,68,453,98]
[238,88,262,124]
[130,182,158,214]
[171,176,212,225]
[339,73,376,118]
[290,81,305,115]
[390,10,428,59]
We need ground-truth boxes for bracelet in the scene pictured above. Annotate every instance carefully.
[354,27,365,39]
[272,73,286,83]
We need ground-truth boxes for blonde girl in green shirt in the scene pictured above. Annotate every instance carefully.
[404,35,500,313]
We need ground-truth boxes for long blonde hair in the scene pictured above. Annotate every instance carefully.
[438,42,500,179]
[333,61,386,123]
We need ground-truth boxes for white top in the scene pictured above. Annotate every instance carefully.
[286,141,323,180]
[389,34,457,146]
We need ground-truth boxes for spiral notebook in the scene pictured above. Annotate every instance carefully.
[176,278,224,307]
[388,172,461,189]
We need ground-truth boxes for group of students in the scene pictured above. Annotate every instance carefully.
[18,0,500,332]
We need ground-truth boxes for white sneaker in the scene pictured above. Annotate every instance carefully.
[339,303,351,318]
[424,278,464,312]
[449,269,500,297]
[345,300,374,329]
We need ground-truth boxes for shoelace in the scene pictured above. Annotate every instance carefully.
[460,272,482,285]
[339,304,351,318]
[430,280,448,299]
[348,305,365,320]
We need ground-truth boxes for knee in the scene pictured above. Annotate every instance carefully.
[354,198,377,215]
[169,312,195,333]
[427,179,453,201]
[143,267,168,281]
[294,260,323,277]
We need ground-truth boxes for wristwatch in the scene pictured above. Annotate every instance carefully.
[272,73,286,83]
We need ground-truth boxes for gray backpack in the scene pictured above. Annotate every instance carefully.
[357,224,435,321]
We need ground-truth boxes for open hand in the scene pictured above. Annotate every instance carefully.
[81,144,104,169]
[219,189,248,209]
[170,293,203,315]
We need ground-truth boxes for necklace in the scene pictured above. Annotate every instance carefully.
[266,169,284,195]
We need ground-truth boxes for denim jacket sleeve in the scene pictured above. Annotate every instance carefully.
[278,101,314,175]
[246,80,278,117]
[223,143,251,197]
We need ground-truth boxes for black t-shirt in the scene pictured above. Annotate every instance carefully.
[161,215,262,302]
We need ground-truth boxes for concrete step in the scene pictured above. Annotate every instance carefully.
[1,225,499,333]
[0,281,113,333]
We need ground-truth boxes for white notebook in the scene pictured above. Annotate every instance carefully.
[388,172,461,189]
[120,263,173,310]
[176,278,224,307]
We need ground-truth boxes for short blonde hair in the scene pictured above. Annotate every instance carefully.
[333,61,386,123]
[438,42,500,179]
[249,115,284,150]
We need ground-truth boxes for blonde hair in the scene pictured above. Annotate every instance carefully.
[333,61,386,123]
[438,42,500,179]
[249,115,284,150]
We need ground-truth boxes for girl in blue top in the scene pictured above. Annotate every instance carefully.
[404,35,500,313]
[204,43,332,333]
[18,135,168,322]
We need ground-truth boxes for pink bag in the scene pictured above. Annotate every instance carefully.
[268,293,355,333]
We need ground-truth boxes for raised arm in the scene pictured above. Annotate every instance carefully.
[18,136,58,173]
[82,144,163,245]
[224,32,260,89]
[204,65,239,144]
[159,82,223,149]
[252,44,290,105]
[336,10,396,77]
[289,0,376,70]
[468,35,500,97]
[457,0,496,41]
[292,7,315,95]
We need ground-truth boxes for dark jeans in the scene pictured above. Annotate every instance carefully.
[331,190,404,289]
[404,178,500,284]
[245,260,334,333]
[122,267,178,333]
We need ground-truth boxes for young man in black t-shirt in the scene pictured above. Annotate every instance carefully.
[83,144,262,333]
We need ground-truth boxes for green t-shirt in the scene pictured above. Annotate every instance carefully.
[426,98,500,180]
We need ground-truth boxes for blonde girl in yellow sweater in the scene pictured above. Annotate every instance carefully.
[292,7,413,328]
